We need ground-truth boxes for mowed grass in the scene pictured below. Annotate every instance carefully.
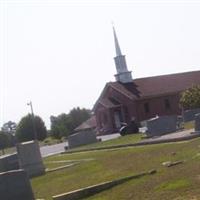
[184,121,195,130]
[67,133,144,151]
[31,137,200,200]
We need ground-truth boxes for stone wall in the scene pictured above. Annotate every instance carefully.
[0,169,34,200]
[17,140,45,177]
[146,115,177,136]
[0,153,19,173]
[68,130,97,149]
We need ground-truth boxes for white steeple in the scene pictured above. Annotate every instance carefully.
[113,26,133,83]
[113,26,122,56]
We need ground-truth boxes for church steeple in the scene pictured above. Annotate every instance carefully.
[113,26,122,56]
[112,26,133,83]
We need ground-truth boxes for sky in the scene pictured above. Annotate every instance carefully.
[1,0,200,128]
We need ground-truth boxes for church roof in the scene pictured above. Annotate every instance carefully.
[94,70,200,110]
[74,115,97,132]
[110,70,200,99]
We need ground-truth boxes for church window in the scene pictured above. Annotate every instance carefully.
[144,102,150,113]
[165,99,171,110]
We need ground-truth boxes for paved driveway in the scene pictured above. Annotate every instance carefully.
[40,142,66,157]
[40,133,120,157]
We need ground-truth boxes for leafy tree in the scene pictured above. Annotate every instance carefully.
[50,107,91,139]
[180,85,200,110]
[1,121,17,135]
[16,114,47,142]
[0,121,17,146]
[69,107,91,130]
[0,131,10,154]
[50,114,70,139]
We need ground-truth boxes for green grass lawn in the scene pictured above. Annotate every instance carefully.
[31,137,200,200]
[184,121,195,130]
[66,133,144,152]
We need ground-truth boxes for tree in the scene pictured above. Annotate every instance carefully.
[50,114,70,139]
[1,121,17,135]
[0,131,10,155]
[16,114,47,142]
[69,107,91,130]
[50,107,91,138]
[180,85,200,110]
[1,121,17,146]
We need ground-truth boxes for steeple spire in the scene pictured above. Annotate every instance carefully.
[112,25,133,83]
[113,26,122,56]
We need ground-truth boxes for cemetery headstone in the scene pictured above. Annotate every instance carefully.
[68,129,97,148]
[183,108,200,122]
[17,140,45,177]
[0,169,34,200]
[146,115,177,136]
[0,153,19,173]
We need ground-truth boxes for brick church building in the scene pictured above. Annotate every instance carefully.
[93,27,200,134]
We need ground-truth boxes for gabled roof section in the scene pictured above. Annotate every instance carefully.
[93,83,110,110]
[93,82,135,111]
[110,70,200,99]
[132,70,200,98]
[74,115,96,132]
[109,82,140,99]
[93,70,200,110]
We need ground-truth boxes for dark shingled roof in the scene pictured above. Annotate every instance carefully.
[75,116,97,131]
[93,70,200,110]
[110,70,200,99]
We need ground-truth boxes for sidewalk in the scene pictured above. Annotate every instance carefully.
[136,129,200,145]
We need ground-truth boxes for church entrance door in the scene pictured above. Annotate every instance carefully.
[114,111,122,129]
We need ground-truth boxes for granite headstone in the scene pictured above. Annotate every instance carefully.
[17,140,45,177]
[0,169,34,200]
[146,115,177,136]
[68,130,97,149]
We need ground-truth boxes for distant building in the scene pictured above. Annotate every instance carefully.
[74,115,97,133]
[93,27,200,134]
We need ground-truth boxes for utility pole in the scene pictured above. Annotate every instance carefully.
[27,101,37,140]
